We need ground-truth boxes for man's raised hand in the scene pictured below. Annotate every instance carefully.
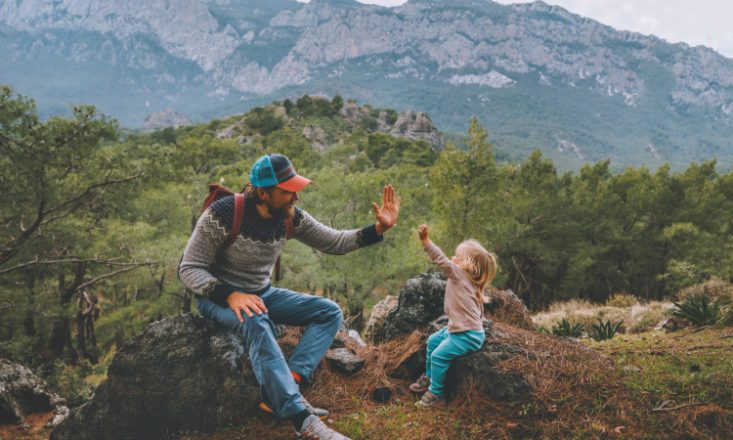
[373,184,401,235]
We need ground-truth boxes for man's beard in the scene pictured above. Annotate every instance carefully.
[266,203,295,220]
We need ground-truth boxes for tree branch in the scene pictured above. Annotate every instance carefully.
[0,257,158,276]
[76,262,155,292]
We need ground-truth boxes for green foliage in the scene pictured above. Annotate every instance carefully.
[671,296,722,327]
[588,319,623,341]
[551,319,584,337]
[244,106,284,135]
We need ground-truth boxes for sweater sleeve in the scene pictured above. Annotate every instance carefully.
[423,240,460,279]
[292,208,383,255]
[178,208,238,306]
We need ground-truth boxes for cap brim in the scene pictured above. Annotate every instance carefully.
[276,174,311,192]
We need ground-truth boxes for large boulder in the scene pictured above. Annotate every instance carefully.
[51,314,259,440]
[0,359,68,427]
[371,272,446,343]
[376,273,533,401]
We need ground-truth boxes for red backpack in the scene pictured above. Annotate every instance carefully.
[202,184,293,280]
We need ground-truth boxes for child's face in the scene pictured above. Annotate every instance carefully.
[452,244,467,264]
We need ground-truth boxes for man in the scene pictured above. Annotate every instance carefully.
[179,153,400,439]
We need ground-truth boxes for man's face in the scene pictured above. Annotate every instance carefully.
[261,187,299,218]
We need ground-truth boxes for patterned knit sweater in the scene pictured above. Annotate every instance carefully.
[179,195,383,306]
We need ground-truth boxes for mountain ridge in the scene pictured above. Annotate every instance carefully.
[2,0,732,169]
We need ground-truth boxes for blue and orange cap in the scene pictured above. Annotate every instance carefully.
[249,154,311,192]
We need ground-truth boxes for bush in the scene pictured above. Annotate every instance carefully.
[717,304,733,327]
[606,293,639,308]
[671,296,722,327]
[551,319,584,337]
[588,319,623,341]
[677,279,733,304]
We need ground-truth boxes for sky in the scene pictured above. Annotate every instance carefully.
[298,0,733,59]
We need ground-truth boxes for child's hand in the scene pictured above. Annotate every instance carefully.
[417,224,429,242]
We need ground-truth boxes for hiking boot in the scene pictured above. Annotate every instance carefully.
[415,390,446,409]
[259,398,329,419]
[302,396,329,418]
[409,373,431,393]
[297,414,352,439]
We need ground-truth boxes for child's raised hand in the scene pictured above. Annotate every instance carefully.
[417,224,429,242]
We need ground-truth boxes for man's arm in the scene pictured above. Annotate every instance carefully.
[178,208,235,303]
[292,184,400,254]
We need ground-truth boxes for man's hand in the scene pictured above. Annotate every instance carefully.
[373,184,401,235]
[417,224,430,245]
[226,292,268,323]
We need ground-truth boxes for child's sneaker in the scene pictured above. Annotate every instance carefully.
[415,390,446,409]
[409,373,431,393]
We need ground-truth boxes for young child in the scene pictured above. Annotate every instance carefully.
[410,224,498,408]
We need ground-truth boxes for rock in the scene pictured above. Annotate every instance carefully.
[347,330,366,348]
[364,295,398,343]
[484,288,533,330]
[142,108,192,130]
[374,272,532,400]
[387,111,444,151]
[446,344,533,401]
[330,330,366,349]
[0,359,68,427]
[371,272,446,343]
[325,348,365,376]
[51,314,260,440]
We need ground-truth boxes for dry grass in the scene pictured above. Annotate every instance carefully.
[677,279,733,303]
[7,326,732,440]
[533,299,675,334]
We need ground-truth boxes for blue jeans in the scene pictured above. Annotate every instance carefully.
[425,326,485,398]
[196,286,343,419]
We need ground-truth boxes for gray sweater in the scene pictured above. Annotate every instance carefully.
[179,195,383,305]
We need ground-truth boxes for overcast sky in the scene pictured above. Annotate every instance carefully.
[299,0,733,58]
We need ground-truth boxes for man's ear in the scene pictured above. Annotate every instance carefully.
[256,187,270,202]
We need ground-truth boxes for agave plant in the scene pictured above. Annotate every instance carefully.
[588,319,623,341]
[671,296,721,327]
[551,318,584,337]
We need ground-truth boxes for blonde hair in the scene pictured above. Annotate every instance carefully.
[455,239,498,305]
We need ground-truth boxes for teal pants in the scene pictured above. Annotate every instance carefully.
[425,326,485,398]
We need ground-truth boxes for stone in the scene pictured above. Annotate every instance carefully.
[374,272,532,400]
[0,359,68,427]
[325,348,365,375]
[371,272,447,343]
[363,295,398,343]
[51,314,260,440]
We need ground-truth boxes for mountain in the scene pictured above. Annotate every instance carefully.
[2,0,733,169]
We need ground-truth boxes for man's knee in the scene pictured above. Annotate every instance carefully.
[242,312,276,336]
[318,298,343,325]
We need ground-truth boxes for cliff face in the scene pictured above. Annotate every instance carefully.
[3,0,733,167]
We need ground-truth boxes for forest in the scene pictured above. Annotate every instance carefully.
[1,84,732,406]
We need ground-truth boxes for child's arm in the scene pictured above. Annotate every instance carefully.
[417,224,457,277]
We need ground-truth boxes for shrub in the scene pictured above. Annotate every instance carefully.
[588,319,623,341]
[671,296,722,327]
[606,293,639,308]
[717,304,733,327]
[551,319,584,337]
[677,279,733,304]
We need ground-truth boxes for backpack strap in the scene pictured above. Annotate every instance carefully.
[284,218,294,240]
[222,193,245,249]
